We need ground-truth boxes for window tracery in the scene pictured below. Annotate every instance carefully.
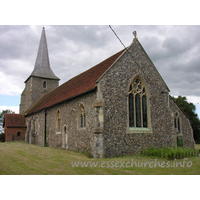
[128,77,148,128]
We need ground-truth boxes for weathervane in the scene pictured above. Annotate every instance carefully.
[133,31,137,38]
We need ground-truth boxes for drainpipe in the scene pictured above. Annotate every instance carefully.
[44,109,47,146]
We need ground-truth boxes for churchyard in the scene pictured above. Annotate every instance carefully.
[0,141,199,175]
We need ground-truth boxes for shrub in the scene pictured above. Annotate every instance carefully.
[141,146,199,160]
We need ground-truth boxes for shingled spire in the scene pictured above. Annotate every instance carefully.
[20,27,60,114]
[26,27,59,82]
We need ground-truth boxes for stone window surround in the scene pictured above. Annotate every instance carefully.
[78,103,86,130]
[62,125,68,149]
[126,74,152,134]
[43,81,47,89]
[56,110,62,134]
[41,80,48,92]
[35,117,40,135]
[174,112,182,135]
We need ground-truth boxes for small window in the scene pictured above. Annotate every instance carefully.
[17,132,20,137]
[79,104,86,128]
[174,112,181,133]
[35,118,39,134]
[56,111,61,133]
[43,81,46,89]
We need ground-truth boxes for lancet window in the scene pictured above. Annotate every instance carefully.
[79,105,86,128]
[174,112,181,133]
[43,81,47,89]
[56,111,61,133]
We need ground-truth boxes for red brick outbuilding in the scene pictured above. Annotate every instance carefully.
[3,114,26,142]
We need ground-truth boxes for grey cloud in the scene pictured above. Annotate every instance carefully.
[0,25,200,100]
[0,26,37,60]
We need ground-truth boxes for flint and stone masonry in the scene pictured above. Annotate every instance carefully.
[21,29,195,158]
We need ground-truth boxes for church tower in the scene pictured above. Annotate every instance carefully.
[20,27,60,114]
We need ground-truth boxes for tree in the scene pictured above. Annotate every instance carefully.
[0,133,5,142]
[0,110,15,139]
[172,96,200,143]
[0,109,15,118]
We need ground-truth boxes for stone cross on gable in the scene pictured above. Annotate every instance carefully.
[133,31,137,38]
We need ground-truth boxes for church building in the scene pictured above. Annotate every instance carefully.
[19,27,195,158]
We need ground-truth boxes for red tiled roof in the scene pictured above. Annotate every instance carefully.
[4,114,26,128]
[26,49,126,115]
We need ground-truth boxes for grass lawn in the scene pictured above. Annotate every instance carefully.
[0,142,200,175]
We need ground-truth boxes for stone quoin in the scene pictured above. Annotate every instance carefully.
[7,27,194,158]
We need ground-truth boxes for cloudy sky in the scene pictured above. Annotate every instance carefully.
[0,25,200,118]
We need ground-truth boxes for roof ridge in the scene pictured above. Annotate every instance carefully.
[64,49,125,83]
[26,48,125,116]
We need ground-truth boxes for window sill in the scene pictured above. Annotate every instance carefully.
[126,127,151,134]
[78,127,86,131]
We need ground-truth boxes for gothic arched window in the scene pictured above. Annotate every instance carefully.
[79,104,86,128]
[174,112,181,133]
[128,77,148,128]
[35,118,39,134]
[43,81,46,89]
[56,110,61,133]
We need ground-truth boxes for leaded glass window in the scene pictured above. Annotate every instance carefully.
[129,93,134,127]
[136,94,141,127]
[128,77,148,128]
[142,95,148,127]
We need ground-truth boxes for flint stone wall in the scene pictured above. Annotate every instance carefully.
[20,77,59,114]
[25,110,45,146]
[24,39,195,158]
[98,39,195,157]
[169,97,195,148]
[26,91,96,155]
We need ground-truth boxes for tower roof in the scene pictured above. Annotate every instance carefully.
[25,27,60,82]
